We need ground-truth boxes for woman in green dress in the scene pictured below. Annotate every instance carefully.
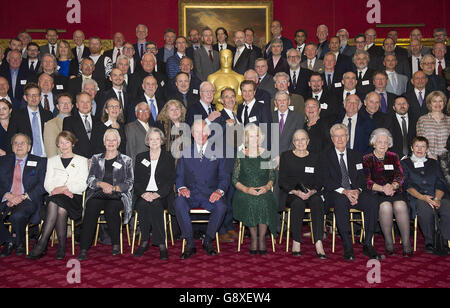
[232,124,278,255]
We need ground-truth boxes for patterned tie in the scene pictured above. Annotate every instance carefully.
[308,60,313,70]
[83,114,91,139]
[380,92,387,113]
[208,49,214,62]
[118,91,124,109]
[43,94,50,111]
[12,159,23,195]
[31,112,43,156]
[346,117,352,149]
[199,147,204,162]
[437,60,443,76]
[117,48,121,57]
[401,116,408,157]
[150,98,157,121]
[244,105,249,126]
[418,91,423,106]
[292,71,297,89]
[339,153,352,190]
[279,113,285,134]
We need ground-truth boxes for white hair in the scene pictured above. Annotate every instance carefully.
[369,128,393,147]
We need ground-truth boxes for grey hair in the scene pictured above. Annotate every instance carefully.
[116,55,130,64]
[271,38,283,48]
[273,71,289,82]
[274,90,290,101]
[103,128,121,146]
[352,49,370,64]
[369,128,393,147]
[144,127,165,146]
[134,101,149,113]
[82,78,99,91]
[330,123,349,137]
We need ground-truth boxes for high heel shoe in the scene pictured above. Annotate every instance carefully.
[55,245,66,260]
[316,252,327,259]
[27,244,47,260]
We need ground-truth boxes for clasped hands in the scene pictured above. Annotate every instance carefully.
[178,188,223,203]
[5,193,27,207]
[50,186,73,199]
[343,189,360,206]
[291,189,315,201]
[244,185,270,196]
[141,192,161,203]
[97,182,120,194]
[421,195,441,209]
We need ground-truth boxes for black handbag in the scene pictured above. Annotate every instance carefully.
[90,189,122,200]
[294,183,309,194]
[432,207,448,256]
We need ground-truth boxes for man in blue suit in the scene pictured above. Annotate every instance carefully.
[174,120,230,259]
[0,133,46,257]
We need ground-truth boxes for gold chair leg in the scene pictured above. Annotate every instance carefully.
[310,220,315,244]
[126,224,130,246]
[350,212,355,244]
[168,213,174,246]
[361,212,366,244]
[25,224,29,255]
[332,212,336,253]
[286,209,291,252]
[216,232,220,253]
[131,213,138,254]
[163,210,168,249]
[279,211,285,244]
[71,220,75,255]
[120,212,123,254]
[94,216,101,246]
[271,233,275,252]
[182,238,185,254]
[237,221,242,252]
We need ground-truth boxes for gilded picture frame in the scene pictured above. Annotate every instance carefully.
[179,0,273,47]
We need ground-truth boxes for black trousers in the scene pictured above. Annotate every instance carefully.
[80,198,123,250]
[327,191,379,248]
[416,199,450,245]
[135,197,165,246]
[0,200,35,246]
[287,194,324,244]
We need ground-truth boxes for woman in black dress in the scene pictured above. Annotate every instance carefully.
[0,98,12,156]
[100,98,127,154]
[28,131,89,259]
[279,129,326,258]
[303,98,332,154]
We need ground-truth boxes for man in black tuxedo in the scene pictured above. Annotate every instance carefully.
[232,31,255,75]
[134,24,149,60]
[67,57,105,100]
[128,53,166,99]
[243,28,262,59]
[185,81,221,127]
[286,48,312,98]
[353,50,375,98]
[308,72,340,121]
[103,32,125,65]
[321,52,343,91]
[166,72,199,109]
[6,83,53,156]
[62,92,105,158]
[264,20,293,59]
[0,50,31,110]
[329,36,353,74]
[294,29,308,62]
[406,70,430,120]
[364,28,384,60]
[101,68,133,123]
[321,123,382,260]
[72,30,90,66]
[387,95,416,159]
[21,43,41,78]
[131,76,166,127]
[0,133,46,258]
[243,69,272,109]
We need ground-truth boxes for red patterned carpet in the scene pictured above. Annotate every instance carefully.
[0,231,449,288]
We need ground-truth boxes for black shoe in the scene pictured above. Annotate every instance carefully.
[77,249,88,261]
[292,251,302,257]
[259,249,267,256]
[403,250,413,258]
[343,246,355,261]
[249,249,258,255]
[363,244,385,260]
[159,248,169,260]
[15,244,26,256]
[55,246,65,260]
[112,245,121,256]
[134,244,149,258]
[0,242,14,258]
[424,244,434,254]
[203,244,217,256]
[180,247,196,259]
[27,245,47,260]
[316,252,327,259]
[385,247,396,256]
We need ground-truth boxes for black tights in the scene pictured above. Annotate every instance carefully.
[33,201,68,252]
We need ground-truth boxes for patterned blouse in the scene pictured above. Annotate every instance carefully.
[416,113,450,157]
[363,151,405,192]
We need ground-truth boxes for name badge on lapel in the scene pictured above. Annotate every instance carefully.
[320,103,328,110]
[193,89,199,95]
[56,85,64,90]
[362,80,370,86]
[305,167,314,173]
[104,120,112,127]
[20,80,27,85]
[249,116,257,123]
[27,161,37,167]
[384,164,394,170]
[112,162,122,169]
[356,163,363,170]
[334,82,342,88]
[141,159,150,167]
[414,161,424,168]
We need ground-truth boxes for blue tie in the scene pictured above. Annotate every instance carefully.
[150,99,157,121]
[31,112,43,156]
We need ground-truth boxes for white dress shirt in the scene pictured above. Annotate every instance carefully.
[343,113,357,149]
[241,99,256,124]
[395,112,409,135]
[343,89,356,103]
[334,148,352,194]
[145,158,159,191]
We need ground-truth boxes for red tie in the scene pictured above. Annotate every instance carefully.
[209,49,214,62]
[117,48,121,57]
[438,60,443,76]
[12,159,23,195]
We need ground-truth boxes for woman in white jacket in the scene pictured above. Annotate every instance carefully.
[28,131,89,260]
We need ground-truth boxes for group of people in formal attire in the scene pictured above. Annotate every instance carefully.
[0,21,449,261]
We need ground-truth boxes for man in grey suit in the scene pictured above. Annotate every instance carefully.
[271,72,305,117]
[255,58,276,98]
[40,28,59,59]
[300,43,324,73]
[384,54,408,95]
[194,27,220,81]
[125,102,150,164]
[337,29,356,58]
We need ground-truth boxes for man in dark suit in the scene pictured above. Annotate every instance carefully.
[21,43,41,78]
[232,31,255,75]
[174,119,230,258]
[287,48,312,98]
[194,27,220,82]
[294,29,308,62]
[387,95,416,159]
[37,73,59,117]
[360,91,388,129]
[364,28,384,60]
[62,92,105,158]
[255,58,276,98]
[321,52,343,91]
[0,133,46,257]
[186,28,201,60]
[39,28,58,58]
[271,72,305,116]
[128,53,166,99]
[103,32,125,65]
[329,36,353,74]
[432,42,449,82]
[321,123,382,260]
[125,102,150,163]
[264,20,293,59]
[237,80,272,126]
[37,54,69,95]
[166,72,199,109]
[405,70,430,120]
[157,28,177,65]
[408,39,424,78]
[420,54,447,93]
[308,72,340,121]
[353,50,376,98]
[101,68,133,123]
[373,71,397,114]
[0,50,31,110]
[387,30,409,63]
[72,30,90,65]
[337,29,356,58]
[316,25,330,60]
[213,27,236,54]
[68,57,105,100]
[243,69,272,109]
[186,81,221,127]
[7,84,53,156]
[337,94,375,155]
[333,71,365,108]
[134,24,149,60]
[267,39,289,77]
[131,76,166,127]
[243,28,262,59]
